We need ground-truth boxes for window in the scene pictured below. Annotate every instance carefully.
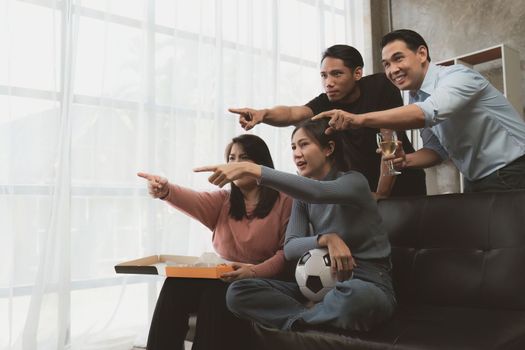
[0,0,367,347]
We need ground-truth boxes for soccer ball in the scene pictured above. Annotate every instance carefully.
[295,248,337,302]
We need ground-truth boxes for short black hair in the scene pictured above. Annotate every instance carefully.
[225,134,280,220]
[380,29,431,62]
[321,44,364,71]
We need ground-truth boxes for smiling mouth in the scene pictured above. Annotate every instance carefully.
[392,74,406,84]
[296,161,306,168]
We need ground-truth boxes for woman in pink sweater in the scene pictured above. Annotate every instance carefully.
[138,134,292,350]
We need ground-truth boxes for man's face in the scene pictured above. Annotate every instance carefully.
[381,40,428,91]
[320,57,362,104]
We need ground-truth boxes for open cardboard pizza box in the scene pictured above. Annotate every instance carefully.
[114,254,234,279]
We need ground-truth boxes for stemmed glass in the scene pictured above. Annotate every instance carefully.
[376,130,401,176]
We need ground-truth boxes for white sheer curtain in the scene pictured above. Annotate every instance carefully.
[0,0,368,349]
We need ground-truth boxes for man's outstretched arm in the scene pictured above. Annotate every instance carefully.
[229,105,314,130]
[312,104,426,133]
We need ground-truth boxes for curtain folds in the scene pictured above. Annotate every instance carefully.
[0,0,367,349]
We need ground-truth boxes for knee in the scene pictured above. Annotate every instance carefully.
[225,280,246,314]
[225,279,258,316]
[339,280,378,307]
[333,280,393,330]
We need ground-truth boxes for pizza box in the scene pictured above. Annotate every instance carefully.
[114,254,234,279]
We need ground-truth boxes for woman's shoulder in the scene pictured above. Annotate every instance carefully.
[269,191,291,207]
[338,170,371,187]
[266,192,293,216]
[194,187,230,204]
[277,192,293,219]
[216,189,231,201]
[279,191,293,205]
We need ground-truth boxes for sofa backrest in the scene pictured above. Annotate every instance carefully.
[377,190,525,310]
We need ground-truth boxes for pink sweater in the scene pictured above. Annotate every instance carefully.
[163,184,292,278]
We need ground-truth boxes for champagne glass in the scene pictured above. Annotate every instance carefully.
[376,130,401,176]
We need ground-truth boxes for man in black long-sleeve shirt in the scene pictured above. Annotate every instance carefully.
[229,44,426,197]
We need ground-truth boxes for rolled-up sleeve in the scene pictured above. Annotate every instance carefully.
[415,66,488,127]
[420,128,449,160]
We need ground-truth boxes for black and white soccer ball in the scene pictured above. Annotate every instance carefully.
[295,248,337,302]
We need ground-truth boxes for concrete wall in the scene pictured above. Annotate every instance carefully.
[370,0,525,194]
[372,0,525,114]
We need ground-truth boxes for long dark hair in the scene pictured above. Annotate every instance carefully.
[292,118,349,173]
[225,134,280,220]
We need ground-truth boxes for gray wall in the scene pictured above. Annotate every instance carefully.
[371,0,525,114]
[369,0,525,194]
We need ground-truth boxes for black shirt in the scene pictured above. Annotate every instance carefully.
[305,73,426,197]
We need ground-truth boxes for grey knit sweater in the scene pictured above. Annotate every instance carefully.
[259,166,391,261]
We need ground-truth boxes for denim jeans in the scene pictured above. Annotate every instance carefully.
[226,258,396,332]
[464,154,525,192]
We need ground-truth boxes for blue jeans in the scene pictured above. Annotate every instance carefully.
[464,154,525,192]
[226,258,396,332]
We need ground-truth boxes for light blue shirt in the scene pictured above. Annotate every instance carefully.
[410,63,525,181]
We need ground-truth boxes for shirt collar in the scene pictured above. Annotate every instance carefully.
[410,63,438,101]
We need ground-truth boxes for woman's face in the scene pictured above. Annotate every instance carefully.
[291,128,332,180]
[228,143,258,189]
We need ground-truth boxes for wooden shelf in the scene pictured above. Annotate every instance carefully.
[436,44,521,117]
[458,46,502,65]
[438,60,454,66]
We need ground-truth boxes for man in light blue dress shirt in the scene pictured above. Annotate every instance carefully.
[313,29,525,192]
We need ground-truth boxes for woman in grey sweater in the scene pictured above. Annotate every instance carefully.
[195,119,396,332]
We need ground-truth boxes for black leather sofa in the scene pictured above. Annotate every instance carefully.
[251,190,525,350]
